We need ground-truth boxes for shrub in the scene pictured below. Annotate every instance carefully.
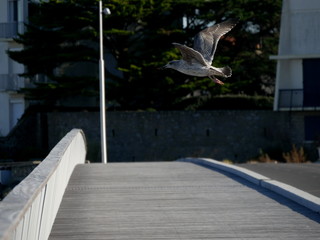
[282,144,307,163]
[198,94,274,110]
[248,149,278,163]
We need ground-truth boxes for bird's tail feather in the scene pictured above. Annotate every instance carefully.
[219,66,232,77]
[211,66,232,77]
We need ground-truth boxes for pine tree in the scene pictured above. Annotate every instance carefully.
[8,0,281,110]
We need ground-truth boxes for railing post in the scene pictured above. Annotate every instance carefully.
[99,0,107,164]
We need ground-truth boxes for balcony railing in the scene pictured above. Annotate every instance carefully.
[0,74,26,91]
[0,22,24,39]
[0,74,53,92]
[278,89,320,110]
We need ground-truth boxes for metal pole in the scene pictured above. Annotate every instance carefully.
[99,0,107,163]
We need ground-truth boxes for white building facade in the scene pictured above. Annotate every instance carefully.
[0,0,31,136]
[272,0,320,111]
[272,0,320,141]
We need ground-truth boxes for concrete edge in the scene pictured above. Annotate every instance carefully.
[177,157,320,213]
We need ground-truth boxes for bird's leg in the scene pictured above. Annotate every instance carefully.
[209,75,224,85]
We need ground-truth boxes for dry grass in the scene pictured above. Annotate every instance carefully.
[249,149,278,163]
[282,144,307,163]
[257,152,277,163]
[222,159,233,164]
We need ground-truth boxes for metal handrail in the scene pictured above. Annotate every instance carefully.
[278,89,303,110]
[278,89,320,110]
[0,74,26,91]
[0,129,87,240]
[0,22,24,39]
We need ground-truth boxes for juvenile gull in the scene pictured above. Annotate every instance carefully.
[163,18,238,85]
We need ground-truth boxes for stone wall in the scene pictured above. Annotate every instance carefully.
[46,110,309,162]
[0,112,48,160]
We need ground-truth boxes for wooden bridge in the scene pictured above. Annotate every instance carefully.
[1,129,320,240]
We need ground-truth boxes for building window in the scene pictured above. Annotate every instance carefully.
[303,59,320,107]
[8,0,18,22]
[304,116,320,141]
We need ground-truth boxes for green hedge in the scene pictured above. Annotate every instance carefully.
[195,95,274,110]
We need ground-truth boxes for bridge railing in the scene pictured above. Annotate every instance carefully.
[0,129,87,240]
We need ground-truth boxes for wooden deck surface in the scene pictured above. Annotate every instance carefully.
[49,162,320,240]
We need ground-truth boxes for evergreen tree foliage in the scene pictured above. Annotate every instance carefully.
[9,0,100,104]
[8,0,281,110]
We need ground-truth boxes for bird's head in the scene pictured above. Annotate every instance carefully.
[161,60,180,70]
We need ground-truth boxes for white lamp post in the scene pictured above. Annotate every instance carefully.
[99,0,110,164]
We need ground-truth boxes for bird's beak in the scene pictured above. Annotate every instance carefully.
[158,64,168,70]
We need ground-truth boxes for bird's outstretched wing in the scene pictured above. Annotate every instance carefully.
[173,43,208,66]
[193,18,238,65]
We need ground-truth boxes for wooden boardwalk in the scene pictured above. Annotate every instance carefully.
[49,162,320,240]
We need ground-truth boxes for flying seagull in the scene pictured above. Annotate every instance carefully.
[163,18,238,85]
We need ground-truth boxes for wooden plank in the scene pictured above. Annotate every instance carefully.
[49,162,320,240]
